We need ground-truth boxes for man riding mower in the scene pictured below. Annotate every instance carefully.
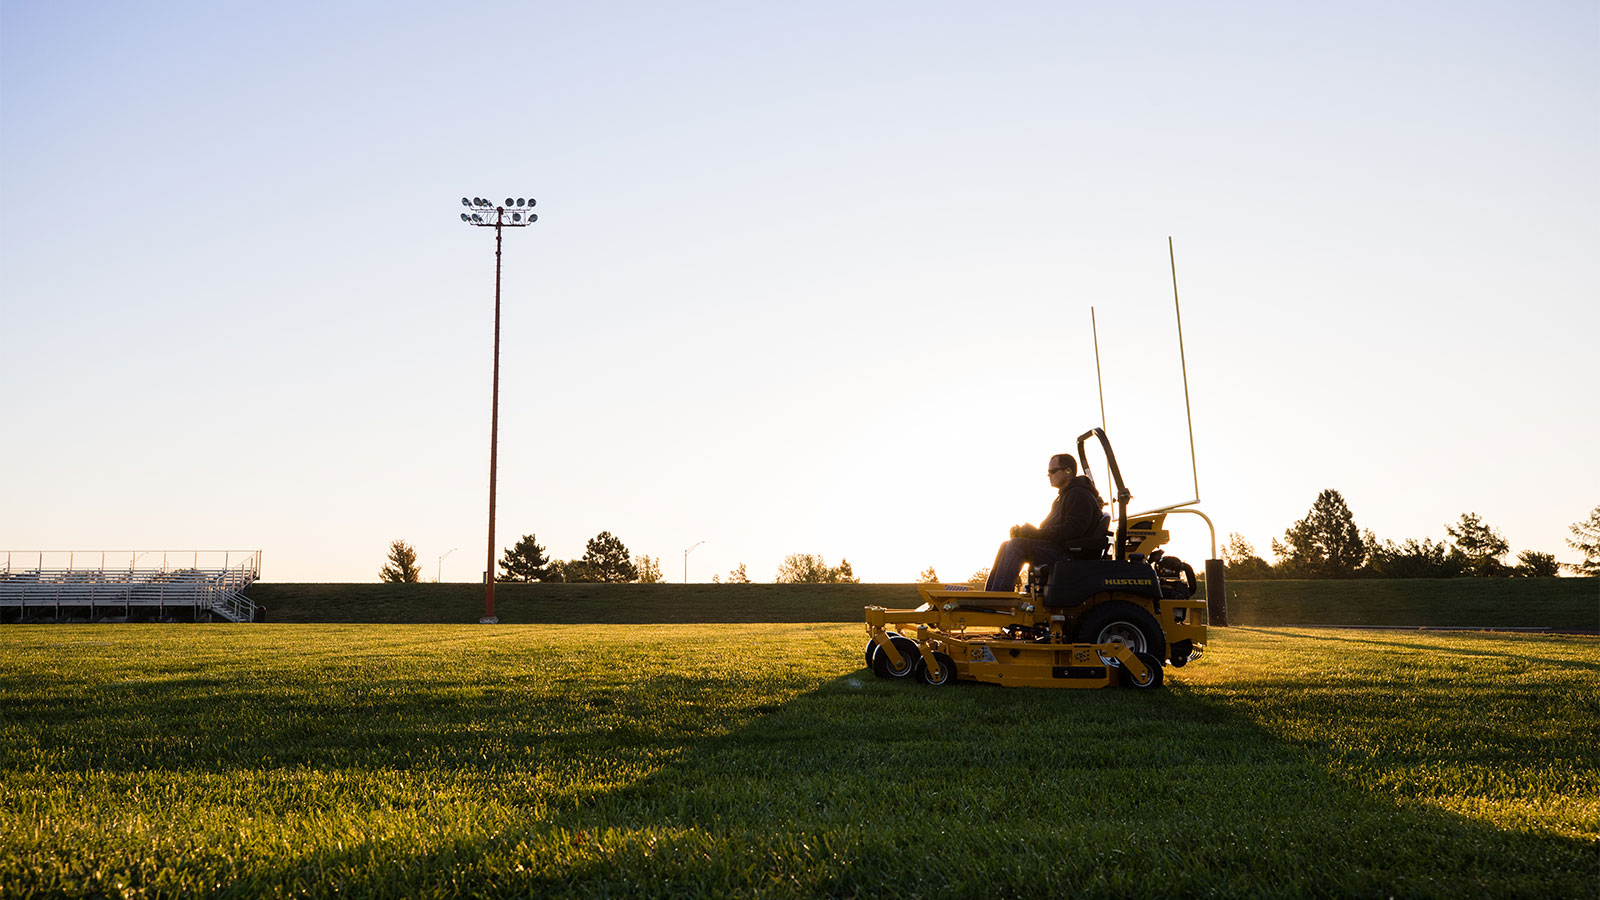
[864,428,1210,689]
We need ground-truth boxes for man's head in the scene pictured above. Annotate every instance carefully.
[1048,453,1077,489]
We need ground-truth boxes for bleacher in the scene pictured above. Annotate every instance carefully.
[0,551,262,623]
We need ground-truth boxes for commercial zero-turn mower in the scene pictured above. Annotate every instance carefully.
[865,428,1210,690]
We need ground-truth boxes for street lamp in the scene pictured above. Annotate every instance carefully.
[684,541,705,583]
[437,548,458,583]
[458,195,538,624]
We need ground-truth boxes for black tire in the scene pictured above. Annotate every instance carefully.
[1119,651,1165,689]
[1075,599,1166,667]
[871,635,920,679]
[865,631,901,670]
[917,651,956,686]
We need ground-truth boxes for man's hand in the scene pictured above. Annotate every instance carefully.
[1010,524,1038,540]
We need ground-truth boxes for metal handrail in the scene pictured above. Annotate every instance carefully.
[1,550,261,578]
[1128,502,1218,560]
[0,552,262,622]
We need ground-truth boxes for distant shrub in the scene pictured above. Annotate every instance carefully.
[1363,537,1467,579]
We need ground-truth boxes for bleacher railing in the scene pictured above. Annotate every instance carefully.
[0,551,262,622]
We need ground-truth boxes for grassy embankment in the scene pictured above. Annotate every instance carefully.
[246,578,1598,628]
[1,625,1595,898]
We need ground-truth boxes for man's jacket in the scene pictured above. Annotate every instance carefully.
[1020,475,1105,549]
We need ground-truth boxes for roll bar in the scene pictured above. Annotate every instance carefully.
[1076,428,1131,562]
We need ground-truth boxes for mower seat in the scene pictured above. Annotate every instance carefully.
[1027,514,1112,595]
[1064,513,1112,561]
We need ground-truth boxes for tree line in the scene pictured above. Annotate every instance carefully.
[1224,492,1600,579]
[379,536,861,584]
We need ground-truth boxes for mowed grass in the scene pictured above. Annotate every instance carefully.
[1,625,1595,899]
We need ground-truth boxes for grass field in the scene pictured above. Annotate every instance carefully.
[244,577,1599,628]
[2,624,1595,898]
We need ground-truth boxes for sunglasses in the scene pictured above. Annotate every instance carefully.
[1048,467,1069,475]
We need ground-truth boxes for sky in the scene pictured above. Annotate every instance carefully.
[2,1,1596,584]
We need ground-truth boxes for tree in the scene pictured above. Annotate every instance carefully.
[1446,513,1510,576]
[775,553,857,584]
[1364,536,1466,579]
[918,566,941,584]
[1222,533,1274,580]
[499,534,552,583]
[545,559,592,583]
[714,563,751,584]
[634,555,663,583]
[380,540,422,583]
[776,553,829,583]
[581,532,637,583]
[1566,505,1600,576]
[833,558,860,583]
[1514,550,1559,578]
[1276,489,1365,577]
[967,568,990,588]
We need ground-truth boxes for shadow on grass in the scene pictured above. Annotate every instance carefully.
[254,670,1592,899]
[5,631,1593,899]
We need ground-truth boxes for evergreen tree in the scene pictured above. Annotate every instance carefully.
[499,534,552,583]
[581,532,637,583]
[380,539,422,583]
[1277,489,1365,577]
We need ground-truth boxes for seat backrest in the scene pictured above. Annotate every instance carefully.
[1064,513,1112,560]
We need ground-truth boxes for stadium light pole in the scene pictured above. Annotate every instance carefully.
[437,547,457,583]
[683,541,705,583]
[458,195,538,624]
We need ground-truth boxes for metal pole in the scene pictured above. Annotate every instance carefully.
[1169,237,1199,502]
[484,211,504,624]
[683,541,704,583]
[1091,306,1107,432]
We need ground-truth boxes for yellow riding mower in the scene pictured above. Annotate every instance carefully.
[865,428,1209,689]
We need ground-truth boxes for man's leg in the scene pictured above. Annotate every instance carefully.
[1028,543,1072,576]
[987,540,1073,592]
[985,540,1027,592]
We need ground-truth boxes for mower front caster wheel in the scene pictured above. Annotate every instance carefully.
[1119,652,1165,689]
[917,651,957,687]
[865,632,898,669]
[871,635,921,679]
[864,631,903,670]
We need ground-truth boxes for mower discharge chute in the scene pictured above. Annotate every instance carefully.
[864,428,1210,690]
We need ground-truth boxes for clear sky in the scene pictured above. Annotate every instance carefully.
[3,1,1596,584]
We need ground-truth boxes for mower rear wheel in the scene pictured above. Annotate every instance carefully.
[1119,651,1165,689]
[917,651,956,686]
[1076,600,1165,668]
[871,635,920,679]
